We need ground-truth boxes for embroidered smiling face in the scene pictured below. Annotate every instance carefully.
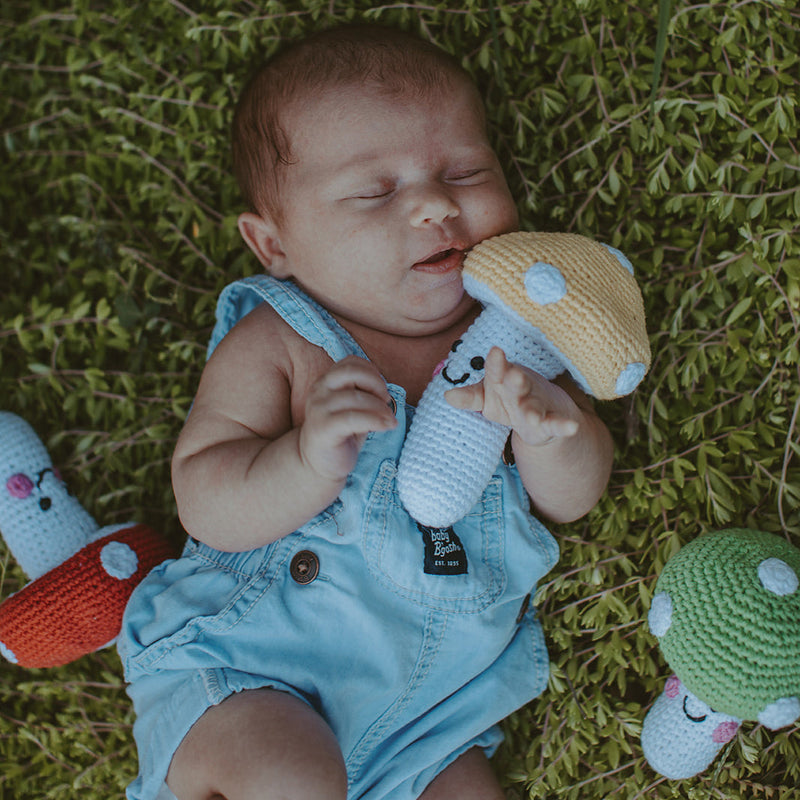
[641,676,741,780]
[0,412,98,580]
[436,338,487,387]
[642,528,800,779]
[6,467,63,511]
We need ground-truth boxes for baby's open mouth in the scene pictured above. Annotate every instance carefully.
[413,248,464,273]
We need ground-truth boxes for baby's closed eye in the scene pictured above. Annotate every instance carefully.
[446,167,490,184]
[350,185,395,200]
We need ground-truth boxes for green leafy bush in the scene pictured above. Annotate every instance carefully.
[1,1,798,798]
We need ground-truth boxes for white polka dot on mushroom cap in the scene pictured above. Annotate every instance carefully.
[100,541,139,580]
[602,244,634,274]
[758,557,799,596]
[649,591,674,637]
[615,362,647,395]
[758,696,800,730]
[524,262,567,305]
[0,640,18,664]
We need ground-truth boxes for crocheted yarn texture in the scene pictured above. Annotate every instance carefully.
[0,411,176,668]
[397,231,650,527]
[0,524,174,668]
[461,231,651,399]
[0,411,98,581]
[651,528,800,720]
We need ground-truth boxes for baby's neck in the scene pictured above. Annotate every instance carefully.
[334,305,481,406]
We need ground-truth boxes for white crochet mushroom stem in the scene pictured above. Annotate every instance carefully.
[0,412,100,580]
[397,303,563,527]
[641,677,741,780]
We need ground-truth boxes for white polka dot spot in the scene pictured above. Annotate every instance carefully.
[100,541,139,580]
[615,362,647,395]
[758,557,798,596]
[758,696,800,730]
[602,244,634,274]
[0,639,19,664]
[524,262,567,305]
[649,592,673,637]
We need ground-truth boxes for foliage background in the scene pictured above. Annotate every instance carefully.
[1,0,798,798]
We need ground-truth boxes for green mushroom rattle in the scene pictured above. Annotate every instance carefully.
[642,528,800,779]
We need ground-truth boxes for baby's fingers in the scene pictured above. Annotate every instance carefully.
[301,356,398,480]
[510,381,580,445]
[526,409,579,441]
[444,348,508,411]
[316,389,397,432]
[444,382,485,412]
[317,355,393,403]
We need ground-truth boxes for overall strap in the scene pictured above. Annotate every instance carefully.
[207,275,368,363]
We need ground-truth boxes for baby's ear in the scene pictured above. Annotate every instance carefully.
[238,212,289,276]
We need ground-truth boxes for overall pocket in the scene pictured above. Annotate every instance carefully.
[121,535,300,676]
[363,460,506,613]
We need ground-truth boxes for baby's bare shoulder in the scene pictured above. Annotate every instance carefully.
[214,301,291,359]
[209,301,318,376]
[200,301,333,425]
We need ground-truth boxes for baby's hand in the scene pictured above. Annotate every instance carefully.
[445,347,579,446]
[299,356,397,482]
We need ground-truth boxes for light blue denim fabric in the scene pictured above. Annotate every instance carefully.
[118,276,559,800]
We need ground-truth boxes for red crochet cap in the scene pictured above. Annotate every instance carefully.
[0,524,176,668]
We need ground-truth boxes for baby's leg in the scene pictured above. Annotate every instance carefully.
[166,687,347,800]
[419,747,505,800]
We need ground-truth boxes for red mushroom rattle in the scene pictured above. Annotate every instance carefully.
[0,412,177,668]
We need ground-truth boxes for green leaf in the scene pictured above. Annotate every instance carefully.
[649,0,673,115]
[726,296,753,326]
[4,4,800,799]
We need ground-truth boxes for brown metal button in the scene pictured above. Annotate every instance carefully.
[290,550,319,584]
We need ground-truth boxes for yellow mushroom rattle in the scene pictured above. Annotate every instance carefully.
[397,231,651,528]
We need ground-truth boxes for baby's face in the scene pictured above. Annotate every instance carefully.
[270,80,518,338]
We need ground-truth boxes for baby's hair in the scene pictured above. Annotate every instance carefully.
[232,24,481,223]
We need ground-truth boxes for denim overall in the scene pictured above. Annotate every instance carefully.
[118,276,559,800]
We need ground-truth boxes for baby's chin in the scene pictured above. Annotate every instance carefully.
[403,289,478,334]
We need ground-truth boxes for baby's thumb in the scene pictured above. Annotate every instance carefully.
[444,382,485,412]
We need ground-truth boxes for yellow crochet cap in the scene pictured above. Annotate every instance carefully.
[462,231,651,399]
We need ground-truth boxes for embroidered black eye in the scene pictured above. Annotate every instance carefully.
[470,356,485,370]
[450,339,463,352]
[683,695,708,723]
[39,497,52,511]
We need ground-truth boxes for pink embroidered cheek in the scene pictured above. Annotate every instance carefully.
[7,473,35,499]
[433,360,446,378]
[665,675,681,698]
[712,721,739,744]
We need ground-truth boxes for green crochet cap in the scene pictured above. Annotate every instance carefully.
[651,528,800,720]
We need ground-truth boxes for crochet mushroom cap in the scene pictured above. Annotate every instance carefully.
[0,524,177,668]
[462,231,651,399]
[652,528,800,720]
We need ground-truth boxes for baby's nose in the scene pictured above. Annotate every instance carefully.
[408,184,459,227]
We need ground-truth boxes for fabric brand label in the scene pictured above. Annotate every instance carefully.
[417,524,468,575]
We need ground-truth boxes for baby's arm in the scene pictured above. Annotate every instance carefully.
[172,306,397,551]
[445,347,613,523]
